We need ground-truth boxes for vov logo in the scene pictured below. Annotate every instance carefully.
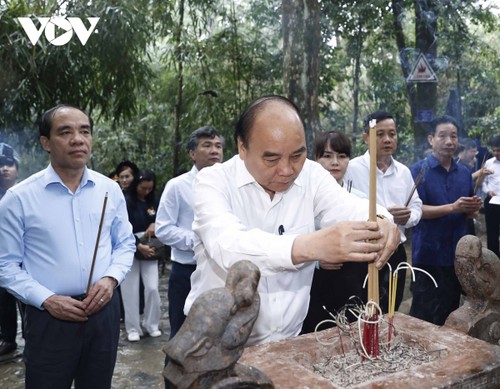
[17,17,100,46]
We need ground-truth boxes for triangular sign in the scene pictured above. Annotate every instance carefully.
[407,53,437,83]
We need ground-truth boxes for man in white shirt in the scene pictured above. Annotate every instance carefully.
[185,95,400,346]
[346,111,422,313]
[482,135,500,257]
[156,126,223,341]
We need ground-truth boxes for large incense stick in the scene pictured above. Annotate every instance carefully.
[367,120,379,310]
[86,192,109,294]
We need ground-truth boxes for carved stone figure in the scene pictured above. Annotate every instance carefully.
[163,260,274,388]
[445,235,500,345]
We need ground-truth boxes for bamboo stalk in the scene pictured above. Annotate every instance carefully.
[86,192,109,294]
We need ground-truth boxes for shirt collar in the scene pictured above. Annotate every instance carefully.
[361,150,397,173]
[43,164,95,191]
[427,154,458,172]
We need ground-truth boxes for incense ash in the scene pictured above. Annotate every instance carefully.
[311,333,445,388]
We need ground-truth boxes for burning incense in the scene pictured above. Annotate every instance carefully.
[86,192,109,294]
[404,168,425,207]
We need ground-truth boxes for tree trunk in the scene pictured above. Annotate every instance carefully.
[173,0,185,175]
[282,0,321,158]
[392,0,439,157]
[352,29,362,136]
[413,0,438,153]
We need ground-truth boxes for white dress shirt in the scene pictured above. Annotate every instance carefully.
[156,165,199,265]
[0,165,135,308]
[185,155,391,345]
[482,157,500,196]
[345,151,422,243]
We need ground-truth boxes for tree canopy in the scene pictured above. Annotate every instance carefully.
[0,0,498,188]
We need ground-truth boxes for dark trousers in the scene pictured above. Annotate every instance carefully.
[301,262,367,334]
[164,261,196,372]
[24,293,120,389]
[484,196,500,257]
[409,265,461,326]
[167,262,196,340]
[0,288,18,343]
[379,244,407,314]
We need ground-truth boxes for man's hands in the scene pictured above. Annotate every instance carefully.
[292,219,400,270]
[42,295,88,322]
[387,206,411,225]
[83,277,117,316]
[42,276,117,321]
[453,196,482,218]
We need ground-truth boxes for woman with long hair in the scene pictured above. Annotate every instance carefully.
[121,169,162,341]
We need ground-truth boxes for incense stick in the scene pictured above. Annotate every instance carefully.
[473,154,488,195]
[404,168,425,207]
[86,192,109,294]
[367,120,379,309]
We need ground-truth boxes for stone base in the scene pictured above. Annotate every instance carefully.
[240,313,500,388]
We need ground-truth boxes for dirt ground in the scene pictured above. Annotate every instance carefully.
[0,214,489,388]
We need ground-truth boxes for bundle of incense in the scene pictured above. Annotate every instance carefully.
[405,168,425,207]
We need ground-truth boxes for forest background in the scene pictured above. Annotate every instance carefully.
[0,0,499,190]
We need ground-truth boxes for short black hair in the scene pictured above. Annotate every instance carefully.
[313,131,352,160]
[429,115,460,135]
[187,126,223,151]
[458,138,477,151]
[490,135,500,148]
[234,95,302,148]
[115,160,139,178]
[362,111,396,133]
[38,104,93,138]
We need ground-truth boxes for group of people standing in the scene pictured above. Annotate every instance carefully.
[0,98,499,388]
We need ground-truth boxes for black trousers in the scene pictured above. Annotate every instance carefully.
[409,264,461,326]
[164,262,196,388]
[24,292,120,389]
[484,196,500,257]
[379,244,407,314]
[167,262,196,341]
[301,261,368,334]
[0,287,18,343]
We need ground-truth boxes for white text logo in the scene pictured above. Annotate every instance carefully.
[17,17,100,46]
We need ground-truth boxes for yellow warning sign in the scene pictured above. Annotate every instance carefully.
[407,53,437,83]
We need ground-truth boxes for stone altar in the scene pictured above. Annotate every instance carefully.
[240,313,500,388]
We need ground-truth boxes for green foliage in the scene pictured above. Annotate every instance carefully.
[0,0,153,125]
[1,0,498,188]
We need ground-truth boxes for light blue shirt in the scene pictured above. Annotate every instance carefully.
[156,165,198,265]
[0,164,135,309]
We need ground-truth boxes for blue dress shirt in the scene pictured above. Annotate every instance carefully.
[410,155,473,267]
[0,165,135,309]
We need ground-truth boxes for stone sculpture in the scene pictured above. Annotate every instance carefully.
[445,234,500,345]
[163,260,274,389]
